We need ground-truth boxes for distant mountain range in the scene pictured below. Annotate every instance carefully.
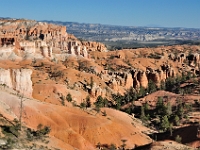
[1,17,199,49]
[41,20,200,49]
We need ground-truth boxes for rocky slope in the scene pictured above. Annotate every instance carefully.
[0,18,153,149]
[0,18,200,149]
[0,85,152,149]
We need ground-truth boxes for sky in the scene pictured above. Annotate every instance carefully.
[0,0,200,28]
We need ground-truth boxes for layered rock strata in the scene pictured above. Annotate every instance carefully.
[102,64,177,92]
[0,19,95,58]
[0,68,32,97]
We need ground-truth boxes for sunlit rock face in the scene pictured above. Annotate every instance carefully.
[81,41,107,52]
[0,19,67,48]
[0,19,106,59]
[0,18,108,98]
[0,68,32,97]
[0,19,67,58]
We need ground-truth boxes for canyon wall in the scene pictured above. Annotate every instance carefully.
[103,64,177,93]
[0,19,106,59]
[0,68,32,97]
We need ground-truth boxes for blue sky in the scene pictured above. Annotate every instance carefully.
[0,0,200,28]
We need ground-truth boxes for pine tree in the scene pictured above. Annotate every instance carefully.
[169,123,173,136]
[66,93,72,102]
[156,97,165,115]
[94,96,104,113]
[174,115,180,126]
[160,80,166,90]
[95,95,104,108]
[80,101,86,110]
[166,102,172,116]
[86,95,91,108]
[90,76,94,88]
[160,115,170,131]
[144,102,149,114]
[138,86,146,97]
[147,80,157,94]
[140,106,147,123]
[103,97,109,107]
[177,104,184,119]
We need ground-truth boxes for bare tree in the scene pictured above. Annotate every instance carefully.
[17,91,25,131]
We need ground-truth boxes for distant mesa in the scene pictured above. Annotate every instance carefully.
[42,20,200,49]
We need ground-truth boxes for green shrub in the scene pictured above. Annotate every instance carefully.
[26,124,51,140]
[80,101,86,110]
[66,93,72,102]
[86,95,91,108]
[175,135,182,143]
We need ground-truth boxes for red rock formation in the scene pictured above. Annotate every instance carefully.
[82,41,106,52]
[0,19,104,59]
[0,19,67,48]
[137,71,148,88]
[124,73,133,88]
